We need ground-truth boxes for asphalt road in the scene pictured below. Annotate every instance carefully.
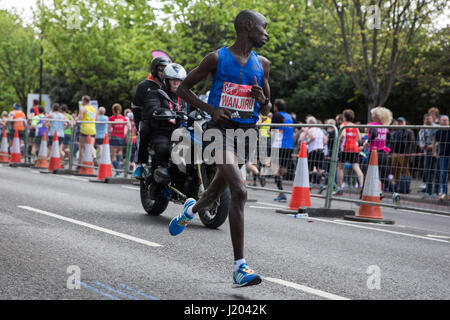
[0,164,449,301]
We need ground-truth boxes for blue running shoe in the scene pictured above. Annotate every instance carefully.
[169,198,196,236]
[132,165,143,179]
[233,263,262,287]
[274,194,287,202]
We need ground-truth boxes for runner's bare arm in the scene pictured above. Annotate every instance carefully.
[177,52,231,122]
[257,56,271,116]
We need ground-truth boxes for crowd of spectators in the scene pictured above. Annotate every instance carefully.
[253,106,450,202]
[0,97,138,176]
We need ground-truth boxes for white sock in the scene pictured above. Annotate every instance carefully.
[186,205,194,218]
[234,258,246,272]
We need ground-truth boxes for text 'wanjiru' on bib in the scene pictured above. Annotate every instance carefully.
[219,82,255,119]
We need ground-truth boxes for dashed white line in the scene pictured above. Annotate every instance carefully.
[18,206,162,247]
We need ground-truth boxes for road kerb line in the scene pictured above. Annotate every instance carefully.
[262,277,350,300]
[18,206,163,247]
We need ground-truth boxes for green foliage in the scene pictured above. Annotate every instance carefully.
[0,0,448,122]
[0,9,40,111]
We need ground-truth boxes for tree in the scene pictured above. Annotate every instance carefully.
[0,10,40,110]
[37,0,166,112]
[325,0,448,120]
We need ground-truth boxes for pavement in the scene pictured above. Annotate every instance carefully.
[0,164,449,301]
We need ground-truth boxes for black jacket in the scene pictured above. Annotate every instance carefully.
[144,88,189,136]
[132,78,161,126]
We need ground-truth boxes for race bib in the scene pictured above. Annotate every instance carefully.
[219,82,255,119]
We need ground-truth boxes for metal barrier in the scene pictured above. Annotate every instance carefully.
[1,118,30,165]
[67,120,136,178]
[330,124,449,215]
[248,123,449,216]
[251,123,339,208]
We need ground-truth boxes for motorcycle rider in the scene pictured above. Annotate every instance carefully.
[132,56,171,178]
[139,63,189,183]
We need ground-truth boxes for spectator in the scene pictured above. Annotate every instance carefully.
[322,119,337,190]
[256,112,272,181]
[78,95,97,167]
[364,106,392,192]
[302,115,327,187]
[418,113,439,199]
[428,107,440,125]
[27,100,40,157]
[127,111,138,173]
[95,107,109,164]
[30,106,46,159]
[432,115,450,201]
[109,103,129,177]
[390,117,416,184]
[30,99,40,117]
[334,109,364,195]
[8,103,26,148]
[46,103,68,160]
[61,104,74,160]
[271,99,294,202]
[0,111,9,136]
[335,113,344,128]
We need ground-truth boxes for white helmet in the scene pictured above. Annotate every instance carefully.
[162,63,187,89]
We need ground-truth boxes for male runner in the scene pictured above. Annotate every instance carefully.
[169,10,271,287]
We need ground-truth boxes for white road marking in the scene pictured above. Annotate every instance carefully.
[256,201,288,209]
[249,206,279,210]
[57,175,89,182]
[426,234,450,240]
[263,277,350,300]
[307,217,450,244]
[18,206,162,247]
[122,186,140,191]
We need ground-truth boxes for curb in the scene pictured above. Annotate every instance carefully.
[104,177,135,184]
[343,215,395,224]
[9,163,33,168]
[276,207,355,218]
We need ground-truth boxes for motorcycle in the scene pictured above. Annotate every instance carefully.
[139,90,230,229]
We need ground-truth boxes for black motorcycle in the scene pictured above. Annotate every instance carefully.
[139,90,230,229]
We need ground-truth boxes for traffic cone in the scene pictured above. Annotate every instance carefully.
[344,147,394,224]
[96,133,112,180]
[9,130,21,164]
[0,130,9,163]
[34,131,49,168]
[48,131,61,172]
[79,135,95,176]
[287,142,311,210]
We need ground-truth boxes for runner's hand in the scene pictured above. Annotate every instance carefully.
[251,76,266,104]
[211,107,231,123]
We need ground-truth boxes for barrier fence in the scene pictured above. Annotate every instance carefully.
[2,118,449,216]
[1,118,137,179]
[250,123,449,216]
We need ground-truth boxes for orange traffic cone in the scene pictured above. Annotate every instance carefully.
[0,130,9,163]
[79,135,95,176]
[9,130,21,164]
[34,131,49,169]
[344,147,394,224]
[288,142,311,210]
[48,131,61,172]
[96,133,112,180]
